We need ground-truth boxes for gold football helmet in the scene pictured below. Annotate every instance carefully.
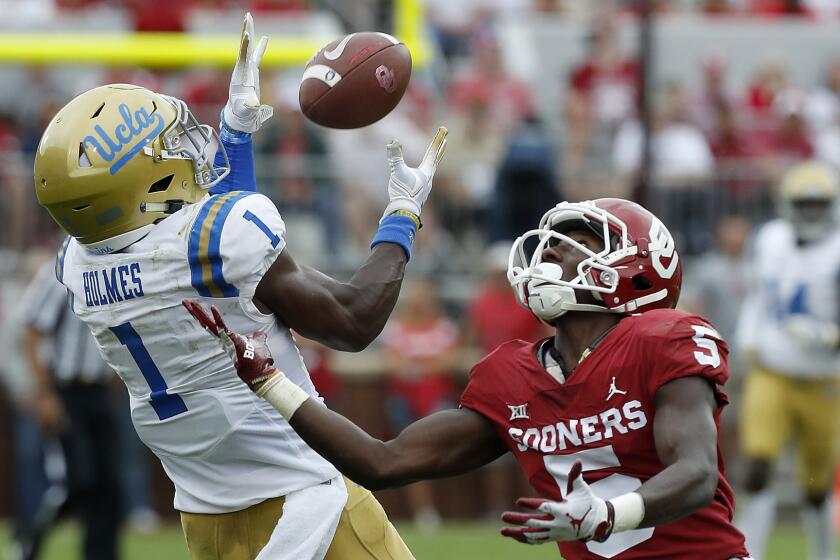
[778,160,840,243]
[34,84,229,254]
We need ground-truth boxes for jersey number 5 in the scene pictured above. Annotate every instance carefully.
[691,325,722,368]
[111,322,188,420]
[545,447,655,557]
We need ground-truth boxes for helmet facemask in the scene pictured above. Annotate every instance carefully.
[508,202,635,322]
[142,94,229,191]
[784,198,838,243]
[778,161,840,244]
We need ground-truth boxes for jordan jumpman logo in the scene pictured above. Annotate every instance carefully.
[606,377,627,401]
[565,506,592,538]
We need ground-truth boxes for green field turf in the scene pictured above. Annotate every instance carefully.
[0,521,824,559]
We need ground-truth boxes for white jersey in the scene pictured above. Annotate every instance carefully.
[737,219,840,378]
[57,191,339,513]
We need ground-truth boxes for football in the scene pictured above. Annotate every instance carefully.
[299,32,412,129]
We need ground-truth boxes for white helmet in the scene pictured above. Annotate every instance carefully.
[508,198,682,322]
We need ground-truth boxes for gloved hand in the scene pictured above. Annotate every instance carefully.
[501,460,613,544]
[784,314,840,351]
[222,12,273,134]
[381,126,448,223]
[182,299,279,391]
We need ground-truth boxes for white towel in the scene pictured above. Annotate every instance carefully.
[256,475,348,560]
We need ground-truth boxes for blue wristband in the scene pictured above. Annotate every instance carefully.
[220,119,251,141]
[370,215,417,260]
[211,113,257,194]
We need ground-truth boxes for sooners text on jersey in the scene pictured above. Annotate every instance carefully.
[460,309,748,559]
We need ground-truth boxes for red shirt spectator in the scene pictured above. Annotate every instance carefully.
[569,58,639,125]
[469,289,544,353]
[564,9,639,174]
[55,0,106,9]
[744,56,789,119]
[687,51,737,136]
[295,337,340,403]
[448,29,534,136]
[181,69,228,127]
[124,0,195,32]
[707,102,765,196]
[382,281,460,422]
[747,82,777,114]
[709,103,757,161]
[568,10,639,128]
[755,89,815,160]
[748,0,807,15]
[702,0,735,14]
[249,0,310,12]
[466,242,546,356]
[0,116,20,153]
[759,119,814,159]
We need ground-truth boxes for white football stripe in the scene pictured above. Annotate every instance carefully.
[374,32,400,45]
[301,64,342,87]
[324,33,356,60]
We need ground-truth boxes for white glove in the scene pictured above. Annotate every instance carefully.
[784,315,840,350]
[381,126,448,222]
[501,460,614,544]
[222,12,273,133]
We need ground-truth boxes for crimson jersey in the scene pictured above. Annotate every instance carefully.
[460,309,748,560]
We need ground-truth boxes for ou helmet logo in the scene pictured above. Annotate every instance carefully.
[648,218,679,279]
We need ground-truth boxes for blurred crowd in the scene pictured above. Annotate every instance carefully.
[3,4,840,261]
[7,0,840,28]
[0,0,839,548]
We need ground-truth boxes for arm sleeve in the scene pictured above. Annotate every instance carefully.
[187,193,286,299]
[644,316,730,404]
[210,125,257,195]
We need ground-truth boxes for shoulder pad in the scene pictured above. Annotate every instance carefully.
[187,192,286,298]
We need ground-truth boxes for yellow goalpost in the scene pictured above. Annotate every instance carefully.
[0,0,429,68]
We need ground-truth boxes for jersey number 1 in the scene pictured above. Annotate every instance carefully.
[110,322,188,420]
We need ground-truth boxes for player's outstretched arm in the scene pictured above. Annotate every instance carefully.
[181,299,505,488]
[254,128,447,352]
[212,12,272,195]
[635,375,719,526]
[291,402,506,489]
